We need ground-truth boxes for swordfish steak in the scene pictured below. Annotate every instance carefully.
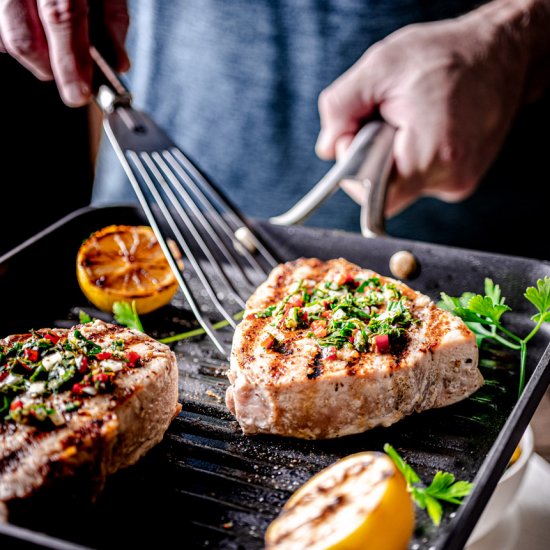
[226,258,482,439]
[0,320,180,520]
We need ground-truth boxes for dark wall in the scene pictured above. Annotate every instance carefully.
[0,56,93,256]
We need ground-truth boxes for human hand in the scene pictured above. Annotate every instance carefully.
[0,0,129,107]
[315,5,530,217]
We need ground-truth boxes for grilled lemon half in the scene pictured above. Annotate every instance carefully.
[77,225,179,314]
[265,452,414,550]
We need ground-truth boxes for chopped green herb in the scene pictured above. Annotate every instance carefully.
[256,305,276,318]
[0,395,9,415]
[254,273,415,355]
[0,327,143,428]
[110,339,125,351]
[72,330,102,355]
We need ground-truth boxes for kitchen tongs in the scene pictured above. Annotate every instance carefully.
[92,47,394,356]
[270,122,395,238]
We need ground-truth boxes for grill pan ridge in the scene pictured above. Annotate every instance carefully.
[0,205,549,549]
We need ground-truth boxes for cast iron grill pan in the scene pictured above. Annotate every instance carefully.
[0,205,549,549]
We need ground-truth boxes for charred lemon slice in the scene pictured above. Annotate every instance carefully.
[265,452,414,550]
[76,225,179,314]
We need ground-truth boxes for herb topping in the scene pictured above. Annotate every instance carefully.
[0,328,142,428]
[256,274,415,356]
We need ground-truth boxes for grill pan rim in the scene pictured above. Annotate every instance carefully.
[0,204,549,550]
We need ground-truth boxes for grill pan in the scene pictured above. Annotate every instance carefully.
[0,204,549,549]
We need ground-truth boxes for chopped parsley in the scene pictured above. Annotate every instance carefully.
[0,327,142,429]
[256,274,416,354]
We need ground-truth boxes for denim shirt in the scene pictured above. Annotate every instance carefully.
[93,1,549,258]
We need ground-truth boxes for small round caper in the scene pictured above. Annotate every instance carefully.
[389,250,418,279]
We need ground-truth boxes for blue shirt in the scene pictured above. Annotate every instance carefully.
[93,1,549,258]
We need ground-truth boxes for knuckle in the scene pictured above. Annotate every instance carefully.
[318,86,342,117]
[317,88,331,111]
[7,36,35,59]
[40,0,86,28]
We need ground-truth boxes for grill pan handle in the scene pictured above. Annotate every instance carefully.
[269,121,395,238]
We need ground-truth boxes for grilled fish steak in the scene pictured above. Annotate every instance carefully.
[226,258,483,439]
[0,320,180,520]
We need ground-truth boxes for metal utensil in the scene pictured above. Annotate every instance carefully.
[92,46,395,355]
[270,121,395,237]
[92,47,277,356]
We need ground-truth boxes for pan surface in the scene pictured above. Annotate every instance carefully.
[0,205,549,549]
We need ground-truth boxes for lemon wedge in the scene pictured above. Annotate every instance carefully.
[265,452,414,550]
[76,225,180,314]
[509,445,522,467]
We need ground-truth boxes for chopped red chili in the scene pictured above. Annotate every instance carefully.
[126,351,140,367]
[71,383,84,395]
[77,356,89,374]
[374,334,391,354]
[322,346,337,360]
[260,334,275,349]
[23,349,39,362]
[44,333,60,344]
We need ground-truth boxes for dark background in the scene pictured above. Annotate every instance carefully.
[0,56,94,256]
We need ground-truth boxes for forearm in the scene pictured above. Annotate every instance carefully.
[462,0,550,103]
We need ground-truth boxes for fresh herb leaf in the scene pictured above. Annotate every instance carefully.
[466,295,511,325]
[424,495,443,526]
[113,301,144,332]
[79,310,93,324]
[424,471,474,505]
[440,277,550,396]
[384,443,473,526]
[524,276,550,323]
[484,278,503,305]
[383,442,420,486]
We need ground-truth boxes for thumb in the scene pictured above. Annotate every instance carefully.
[315,58,378,160]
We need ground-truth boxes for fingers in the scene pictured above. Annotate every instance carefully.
[316,56,378,160]
[37,0,92,106]
[0,0,130,107]
[334,134,355,160]
[339,170,421,218]
[101,0,130,72]
[0,0,53,80]
[384,170,423,217]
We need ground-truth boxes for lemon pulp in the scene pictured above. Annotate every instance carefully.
[76,225,179,314]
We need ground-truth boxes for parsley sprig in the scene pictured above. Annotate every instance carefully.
[384,443,473,526]
[113,301,144,332]
[440,277,550,396]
